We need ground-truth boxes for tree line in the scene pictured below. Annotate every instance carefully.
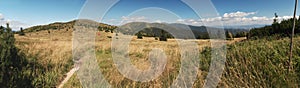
[249,14,300,39]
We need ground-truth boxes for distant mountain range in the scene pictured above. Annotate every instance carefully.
[117,22,249,39]
[23,19,250,39]
[223,24,268,29]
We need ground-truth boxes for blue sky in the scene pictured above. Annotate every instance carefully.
[0,0,298,30]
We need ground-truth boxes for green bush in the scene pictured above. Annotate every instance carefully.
[0,24,32,87]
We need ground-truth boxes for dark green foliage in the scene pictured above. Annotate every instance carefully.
[128,27,174,41]
[226,31,234,40]
[196,33,210,39]
[273,13,279,24]
[104,29,110,32]
[137,32,143,39]
[235,31,248,38]
[99,25,117,33]
[159,30,168,41]
[249,16,300,39]
[19,27,25,36]
[0,24,32,87]
[98,26,104,31]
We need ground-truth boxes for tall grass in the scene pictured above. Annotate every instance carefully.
[63,35,244,87]
[200,37,300,87]
[14,30,74,87]
[16,28,299,87]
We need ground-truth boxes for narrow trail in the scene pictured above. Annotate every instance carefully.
[57,67,79,88]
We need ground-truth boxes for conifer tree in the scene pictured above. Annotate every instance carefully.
[19,27,25,36]
[0,23,28,87]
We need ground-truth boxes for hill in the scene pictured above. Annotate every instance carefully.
[117,22,249,39]
[21,20,248,40]
[23,19,117,33]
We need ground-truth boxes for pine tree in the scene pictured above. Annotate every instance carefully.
[0,23,29,87]
[226,31,234,40]
[159,30,167,41]
[19,27,25,36]
[137,32,143,39]
[272,13,280,30]
[273,13,279,24]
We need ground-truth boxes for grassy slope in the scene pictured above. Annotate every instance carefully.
[15,29,74,87]
[63,36,300,88]
[201,37,300,87]
[62,36,244,88]
[14,20,116,87]
[16,20,300,87]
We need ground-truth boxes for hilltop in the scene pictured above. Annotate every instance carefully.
[21,20,248,40]
[23,19,117,33]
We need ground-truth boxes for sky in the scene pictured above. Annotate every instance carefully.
[0,0,298,30]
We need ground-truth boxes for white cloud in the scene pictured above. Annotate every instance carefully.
[117,16,171,25]
[0,13,30,31]
[223,11,256,18]
[0,13,4,20]
[121,16,148,23]
[108,11,296,27]
[154,20,162,23]
[177,11,296,27]
[176,19,185,22]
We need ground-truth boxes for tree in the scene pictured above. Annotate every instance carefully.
[19,27,25,36]
[226,31,234,40]
[137,32,143,39]
[159,30,167,41]
[0,23,30,87]
[272,13,280,30]
[273,13,279,24]
[235,32,247,38]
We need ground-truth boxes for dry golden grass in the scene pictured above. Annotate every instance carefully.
[74,31,245,87]
[15,29,74,87]
[15,29,246,87]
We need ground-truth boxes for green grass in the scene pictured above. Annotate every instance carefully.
[200,37,300,87]
[21,54,74,87]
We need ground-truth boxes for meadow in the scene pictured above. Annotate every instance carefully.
[12,24,300,87]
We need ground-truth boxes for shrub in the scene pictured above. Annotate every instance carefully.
[0,23,32,87]
[137,32,143,39]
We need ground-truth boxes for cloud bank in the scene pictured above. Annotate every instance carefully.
[0,14,4,21]
[177,11,295,27]
[0,13,30,31]
[106,11,295,28]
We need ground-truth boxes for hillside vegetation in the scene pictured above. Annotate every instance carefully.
[63,36,300,87]
[249,17,300,39]
[10,19,118,87]
[2,19,299,87]
[24,19,117,33]
[201,37,300,87]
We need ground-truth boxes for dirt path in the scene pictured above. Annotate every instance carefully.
[57,66,79,88]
